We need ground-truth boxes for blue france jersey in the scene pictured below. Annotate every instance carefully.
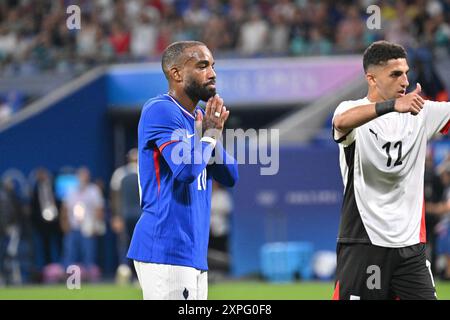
[127,94,212,270]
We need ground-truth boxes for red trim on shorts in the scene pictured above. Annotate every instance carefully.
[332,281,340,300]
[420,196,426,243]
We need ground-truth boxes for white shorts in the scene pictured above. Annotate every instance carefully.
[133,261,208,300]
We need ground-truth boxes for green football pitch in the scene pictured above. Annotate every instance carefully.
[0,281,450,300]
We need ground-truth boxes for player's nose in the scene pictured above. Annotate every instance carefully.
[401,74,409,88]
[208,66,216,79]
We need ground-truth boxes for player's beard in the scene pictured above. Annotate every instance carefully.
[185,77,216,102]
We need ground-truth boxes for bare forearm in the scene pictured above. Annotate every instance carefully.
[334,86,424,134]
[333,103,377,132]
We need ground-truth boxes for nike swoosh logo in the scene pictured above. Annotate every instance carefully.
[187,133,195,138]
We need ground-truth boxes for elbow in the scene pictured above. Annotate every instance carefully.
[176,172,197,184]
[224,166,239,188]
[174,166,198,184]
[333,115,346,132]
[333,115,351,132]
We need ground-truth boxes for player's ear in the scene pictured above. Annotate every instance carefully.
[366,72,376,87]
[169,66,183,83]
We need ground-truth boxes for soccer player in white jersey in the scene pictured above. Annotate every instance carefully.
[332,41,450,300]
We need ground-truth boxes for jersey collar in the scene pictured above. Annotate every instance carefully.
[164,94,196,120]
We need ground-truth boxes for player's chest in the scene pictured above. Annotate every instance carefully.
[357,116,425,171]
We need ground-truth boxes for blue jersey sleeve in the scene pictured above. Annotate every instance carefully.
[141,101,216,184]
[161,140,215,183]
[141,101,185,151]
[208,141,239,187]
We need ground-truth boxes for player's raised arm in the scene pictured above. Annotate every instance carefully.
[333,84,424,135]
[208,141,239,187]
[159,95,230,183]
[196,95,238,187]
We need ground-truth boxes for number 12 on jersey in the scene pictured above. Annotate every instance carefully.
[382,141,403,167]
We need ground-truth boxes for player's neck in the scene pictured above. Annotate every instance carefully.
[167,90,198,114]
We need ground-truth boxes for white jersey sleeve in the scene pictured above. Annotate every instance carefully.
[332,98,371,146]
[423,100,450,139]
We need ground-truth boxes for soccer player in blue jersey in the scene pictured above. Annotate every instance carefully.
[127,41,238,300]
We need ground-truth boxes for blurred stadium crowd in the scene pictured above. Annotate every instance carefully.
[0,0,449,73]
[1,0,448,122]
[0,0,449,286]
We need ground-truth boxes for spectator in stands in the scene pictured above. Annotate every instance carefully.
[424,152,445,273]
[238,7,269,56]
[226,0,247,49]
[208,181,233,277]
[0,177,32,285]
[95,25,115,63]
[171,18,195,43]
[76,14,99,60]
[307,27,333,56]
[109,22,130,57]
[110,149,140,284]
[60,167,104,281]
[183,0,211,30]
[130,11,159,59]
[30,168,61,281]
[289,7,309,56]
[0,97,12,123]
[0,0,448,74]
[413,49,449,102]
[202,14,232,53]
[0,24,17,62]
[267,11,289,56]
[0,179,8,285]
[335,5,365,53]
[272,0,296,23]
[384,8,417,49]
[154,22,174,56]
[436,161,450,279]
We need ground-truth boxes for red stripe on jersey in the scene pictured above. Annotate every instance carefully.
[332,281,340,300]
[420,196,426,243]
[153,149,161,194]
[159,140,178,153]
[440,120,450,135]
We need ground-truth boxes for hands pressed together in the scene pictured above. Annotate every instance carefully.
[195,94,230,140]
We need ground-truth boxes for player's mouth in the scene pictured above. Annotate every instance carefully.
[397,89,406,96]
[205,81,216,89]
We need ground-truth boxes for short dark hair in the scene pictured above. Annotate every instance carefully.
[161,41,206,79]
[363,41,407,73]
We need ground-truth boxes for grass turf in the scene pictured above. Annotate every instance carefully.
[0,281,449,300]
